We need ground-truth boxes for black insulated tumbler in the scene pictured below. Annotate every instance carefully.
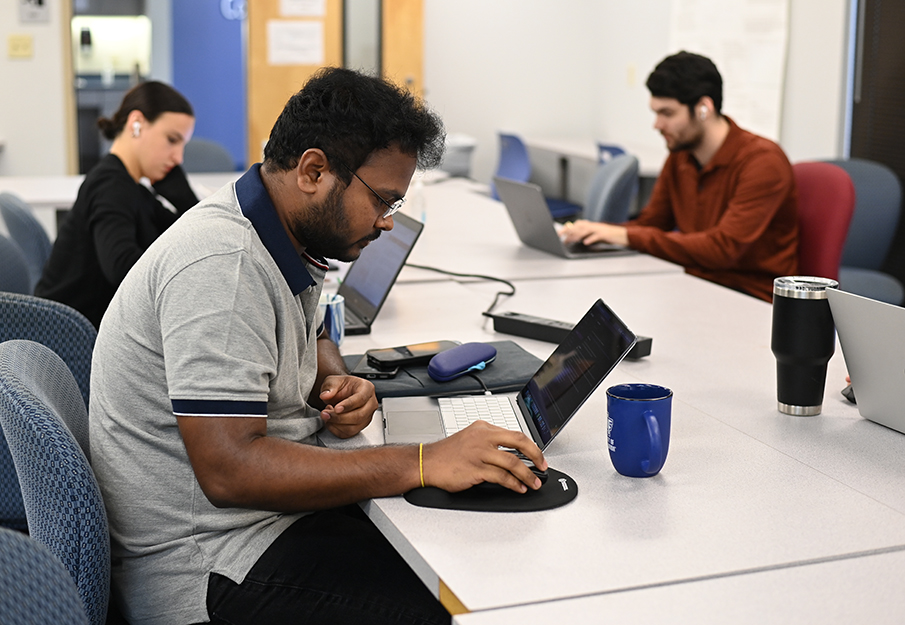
[771,276,838,416]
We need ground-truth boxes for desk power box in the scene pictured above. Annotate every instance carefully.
[483,310,652,360]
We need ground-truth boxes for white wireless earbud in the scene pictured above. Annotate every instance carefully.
[699,106,708,121]
[132,120,141,138]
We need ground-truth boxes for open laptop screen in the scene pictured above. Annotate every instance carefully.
[518,299,636,447]
[338,211,423,324]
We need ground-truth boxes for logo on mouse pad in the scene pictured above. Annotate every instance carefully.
[558,477,569,491]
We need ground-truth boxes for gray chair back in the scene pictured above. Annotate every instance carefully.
[583,154,640,224]
[0,192,52,292]
[0,340,109,625]
[824,158,904,304]
[0,233,31,295]
[0,526,89,624]
[182,138,235,172]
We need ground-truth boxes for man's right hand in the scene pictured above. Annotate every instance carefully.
[422,421,548,493]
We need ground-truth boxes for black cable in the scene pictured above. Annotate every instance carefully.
[464,371,492,395]
[404,262,516,314]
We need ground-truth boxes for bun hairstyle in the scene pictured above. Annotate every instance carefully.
[97,81,194,140]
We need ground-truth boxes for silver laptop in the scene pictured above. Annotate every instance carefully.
[493,177,635,259]
[827,288,905,435]
[340,211,423,335]
[382,298,637,449]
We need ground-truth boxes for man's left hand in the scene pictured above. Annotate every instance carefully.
[318,375,378,438]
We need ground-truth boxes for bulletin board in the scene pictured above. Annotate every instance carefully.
[246,0,343,167]
[669,0,790,141]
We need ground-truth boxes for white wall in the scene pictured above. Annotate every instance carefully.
[424,0,851,185]
[0,0,72,176]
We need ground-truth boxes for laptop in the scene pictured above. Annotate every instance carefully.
[826,288,905,435]
[382,298,637,449]
[493,177,635,259]
[339,211,423,335]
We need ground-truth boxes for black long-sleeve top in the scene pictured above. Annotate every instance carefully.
[35,154,199,328]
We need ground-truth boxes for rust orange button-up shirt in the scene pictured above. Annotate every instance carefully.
[626,117,798,302]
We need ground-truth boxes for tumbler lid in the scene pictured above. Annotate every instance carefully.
[773,276,839,299]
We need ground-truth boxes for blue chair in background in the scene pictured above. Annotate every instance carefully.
[491,132,582,221]
[823,158,904,305]
[0,234,32,295]
[182,138,236,173]
[0,293,96,532]
[583,154,640,224]
[0,526,89,624]
[0,192,52,292]
[597,142,626,163]
[0,340,109,625]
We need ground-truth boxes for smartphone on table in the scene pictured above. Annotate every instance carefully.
[349,354,400,380]
[366,340,460,369]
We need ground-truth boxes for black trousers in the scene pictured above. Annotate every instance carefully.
[205,505,451,625]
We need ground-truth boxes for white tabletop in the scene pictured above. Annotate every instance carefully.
[324,274,905,618]
[452,548,905,624]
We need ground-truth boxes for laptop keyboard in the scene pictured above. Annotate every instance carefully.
[438,395,522,436]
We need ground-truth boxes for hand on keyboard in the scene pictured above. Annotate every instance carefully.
[422,421,547,494]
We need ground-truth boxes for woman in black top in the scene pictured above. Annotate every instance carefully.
[36,81,198,328]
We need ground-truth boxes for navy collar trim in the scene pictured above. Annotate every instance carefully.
[235,163,326,295]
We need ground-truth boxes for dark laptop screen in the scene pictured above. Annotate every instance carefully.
[338,211,423,322]
[518,299,636,448]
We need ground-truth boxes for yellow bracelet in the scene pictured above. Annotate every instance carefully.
[419,443,425,488]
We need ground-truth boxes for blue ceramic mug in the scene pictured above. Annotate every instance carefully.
[318,293,345,347]
[606,384,672,477]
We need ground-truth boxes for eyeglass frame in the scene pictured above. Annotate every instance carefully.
[333,158,405,219]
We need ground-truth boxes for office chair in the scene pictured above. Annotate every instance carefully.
[0,340,109,625]
[0,192,52,292]
[491,132,581,220]
[583,154,640,224]
[823,158,904,305]
[182,137,236,173]
[0,234,32,295]
[597,142,626,163]
[0,292,96,532]
[793,162,855,282]
[0,526,89,624]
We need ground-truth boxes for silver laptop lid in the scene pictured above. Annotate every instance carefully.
[827,288,905,434]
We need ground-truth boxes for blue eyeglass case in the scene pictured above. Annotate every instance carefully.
[428,342,498,382]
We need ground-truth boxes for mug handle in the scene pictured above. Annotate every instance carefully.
[641,410,662,475]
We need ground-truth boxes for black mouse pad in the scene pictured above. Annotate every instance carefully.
[403,468,577,512]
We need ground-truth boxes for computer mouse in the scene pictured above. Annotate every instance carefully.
[841,383,857,405]
[504,448,548,484]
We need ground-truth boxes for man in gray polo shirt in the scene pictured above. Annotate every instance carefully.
[90,68,548,624]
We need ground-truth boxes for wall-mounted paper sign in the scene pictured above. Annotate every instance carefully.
[280,0,325,17]
[267,20,324,66]
[20,0,50,23]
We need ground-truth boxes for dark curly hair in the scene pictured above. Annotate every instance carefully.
[646,51,723,116]
[97,81,194,140]
[263,67,445,184]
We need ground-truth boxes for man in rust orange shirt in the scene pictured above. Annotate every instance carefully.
[562,51,798,302]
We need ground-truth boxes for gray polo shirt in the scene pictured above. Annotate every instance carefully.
[89,165,328,624]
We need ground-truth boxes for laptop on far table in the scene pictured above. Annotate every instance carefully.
[493,177,635,259]
[382,298,637,449]
[826,288,905,435]
[340,211,423,335]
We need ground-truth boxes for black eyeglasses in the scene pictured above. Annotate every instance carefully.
[335,160,405,219]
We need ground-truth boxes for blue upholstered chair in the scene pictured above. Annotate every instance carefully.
[0,233,32,295]
[583,154,640,224]
[182,137,236,172]
[490,132,582,220]
[597,142,626,163]
[0,526,89,624]
[0,192,52,292]
[823,158,904,305]
[0,340,109,625]
[0,293,96,532]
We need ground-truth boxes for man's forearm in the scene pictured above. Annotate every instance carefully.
[310,335,348,407]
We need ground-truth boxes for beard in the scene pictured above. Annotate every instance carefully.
[665,121,705,153]
[288,182,381,262]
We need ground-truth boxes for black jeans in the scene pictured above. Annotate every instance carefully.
[205,505,450,625]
